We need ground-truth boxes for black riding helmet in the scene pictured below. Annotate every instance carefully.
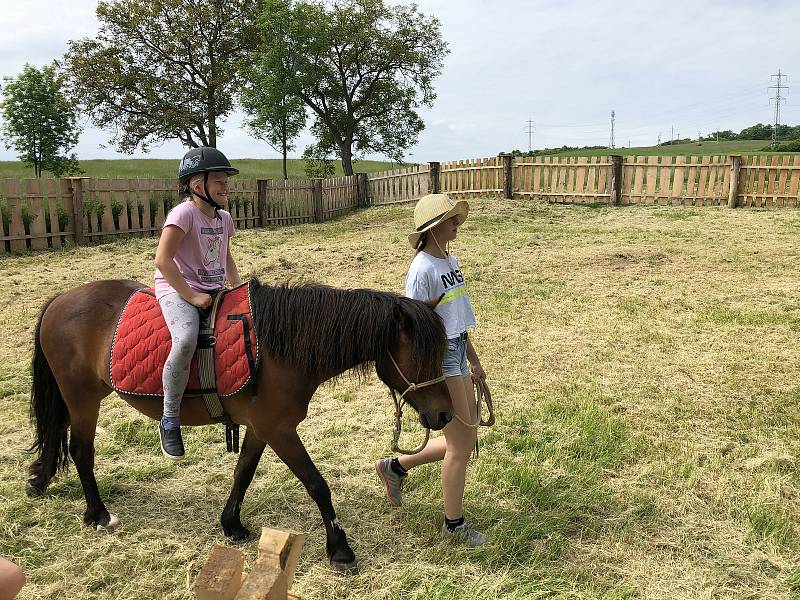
[178,147,239,216]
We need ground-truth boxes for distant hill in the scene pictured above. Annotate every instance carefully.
[0,158,402,180]
[546,140,785,157]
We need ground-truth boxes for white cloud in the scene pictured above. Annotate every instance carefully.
[1,0,799,164]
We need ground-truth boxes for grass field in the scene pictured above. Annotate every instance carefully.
[0,158,399,180]
[551,139,778,157]
[0,199,798,599]
[1,140,796,180]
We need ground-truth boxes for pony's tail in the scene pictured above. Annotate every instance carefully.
[28,297,70,493]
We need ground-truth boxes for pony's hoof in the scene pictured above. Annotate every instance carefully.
[26,481,45,498]
[330,557,358,574]
[97,514,121,533]
[222,524,251,543]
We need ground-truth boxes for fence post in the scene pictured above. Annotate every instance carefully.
[312,178,324,222]
[609,155,623,206]
[67,177,87,245]
[428,161,440,194]
[257,179,270,227]
[501,154,513,199]
[728,155,742,208]
[356,173,368,207]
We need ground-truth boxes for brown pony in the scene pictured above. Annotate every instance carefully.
[27,278,452,572]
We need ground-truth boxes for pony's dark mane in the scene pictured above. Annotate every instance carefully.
[249,278,446,381]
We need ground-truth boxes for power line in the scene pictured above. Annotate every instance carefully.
[770,69,788,148]
[524,119,535,152]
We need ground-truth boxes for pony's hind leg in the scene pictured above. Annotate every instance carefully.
[67,390,120,531]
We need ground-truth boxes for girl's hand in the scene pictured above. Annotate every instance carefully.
[470,360,486,383]
[189,292,212,309]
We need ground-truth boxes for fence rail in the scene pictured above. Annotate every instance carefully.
[514,156,611,204]
[441,157,504,198]
[367,164,430,205]
[3,153,800,253]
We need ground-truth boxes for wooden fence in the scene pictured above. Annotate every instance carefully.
[3,154,800,253]
[738,155,800,207]
[441,156,505,198]
[514,156,612,204]
[367,164,430,205]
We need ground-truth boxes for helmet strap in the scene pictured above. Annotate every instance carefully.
[190,171,222,218]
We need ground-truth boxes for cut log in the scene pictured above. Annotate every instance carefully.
[194,545,245,600]
[234,564,287,600]
[256,528,306,589]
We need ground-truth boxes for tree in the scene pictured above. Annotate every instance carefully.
[240,23,307,180]
[251,0,448,176]
[63,0,260,153]
[0,63,82,177]
[739,123,773,140]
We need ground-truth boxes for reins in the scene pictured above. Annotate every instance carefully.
[387,352,495,455]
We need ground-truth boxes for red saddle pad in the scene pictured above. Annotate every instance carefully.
[110,283,259,398]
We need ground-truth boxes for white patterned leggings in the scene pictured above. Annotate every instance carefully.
[158,292,200,420]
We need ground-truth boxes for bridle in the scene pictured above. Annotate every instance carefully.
[387,352,445,455]
[386,351,496,456]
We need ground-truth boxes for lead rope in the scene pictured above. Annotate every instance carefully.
[430,231,493,431]
[388,353,496,455]
[389,352,444,455]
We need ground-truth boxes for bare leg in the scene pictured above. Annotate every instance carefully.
[398,375,479,472]
[0,557,25,600]
[439,375,478,519]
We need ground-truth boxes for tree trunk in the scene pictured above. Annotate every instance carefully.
[208,85,217,148]
[340,142,354,176]
[282,137,288,180]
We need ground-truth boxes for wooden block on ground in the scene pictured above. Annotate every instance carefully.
[194,544,245,600]
[234,564,287,600]
[256,527,306,588]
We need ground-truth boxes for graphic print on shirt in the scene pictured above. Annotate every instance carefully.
[440,268,468,304]
[199,225,225,284]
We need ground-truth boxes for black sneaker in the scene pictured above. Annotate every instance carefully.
[159,423,185,460]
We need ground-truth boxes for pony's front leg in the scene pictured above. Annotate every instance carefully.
[264,427,356,572]
[221,427,266,541]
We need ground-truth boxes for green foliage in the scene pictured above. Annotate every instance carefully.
[769,139,800,152]
[252,0,448,175]
[240,13,307,181]
[703,130,738,141]
[0,63,82,178]
[83,198,105,232]
[0,158,399,179]
[0,199,7,235]
[510,145,609,157]
[302,143,336,178]
[63,0,260,152]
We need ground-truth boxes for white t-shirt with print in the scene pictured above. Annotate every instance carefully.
[405,251,477,339]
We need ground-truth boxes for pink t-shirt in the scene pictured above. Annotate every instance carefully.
[154,200,235,300]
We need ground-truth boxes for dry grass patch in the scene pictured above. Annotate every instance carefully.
[0,199,798,599]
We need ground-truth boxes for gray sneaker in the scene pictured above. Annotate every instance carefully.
[441,519,489,548]
[375,458,404,506]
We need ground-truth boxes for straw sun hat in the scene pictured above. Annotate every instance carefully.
[407,193,469,249]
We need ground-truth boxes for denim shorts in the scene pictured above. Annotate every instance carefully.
[442,332,469,378]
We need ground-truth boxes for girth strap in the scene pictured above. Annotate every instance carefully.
[197,290,240,453]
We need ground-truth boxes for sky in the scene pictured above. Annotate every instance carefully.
[1,0,799,163]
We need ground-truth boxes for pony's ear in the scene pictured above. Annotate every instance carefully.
[424,293,445,310]
[393,302,412,333]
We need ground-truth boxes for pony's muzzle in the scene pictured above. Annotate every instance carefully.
[419,411,452,431]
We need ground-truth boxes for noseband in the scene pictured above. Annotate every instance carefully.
[385,352,497,456]
[387,352,446,455]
